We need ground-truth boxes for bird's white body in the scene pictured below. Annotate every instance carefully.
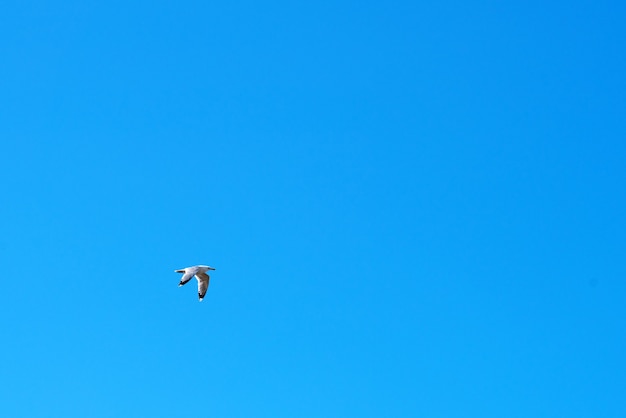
[175,265,216,301]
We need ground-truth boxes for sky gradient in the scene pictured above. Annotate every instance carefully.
[1,0,625,416]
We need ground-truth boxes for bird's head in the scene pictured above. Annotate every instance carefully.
[199,265,216,271]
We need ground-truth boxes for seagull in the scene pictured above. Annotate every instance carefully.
[175,265,216,301]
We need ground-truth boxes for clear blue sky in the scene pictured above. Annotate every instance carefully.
[1,0,625,416]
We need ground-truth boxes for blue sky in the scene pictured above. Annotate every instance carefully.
[1,0,625,416]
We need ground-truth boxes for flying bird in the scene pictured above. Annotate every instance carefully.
[175,265,216,301]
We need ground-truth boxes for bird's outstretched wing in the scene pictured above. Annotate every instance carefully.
[177,270,195,287]
[196,272,210,301]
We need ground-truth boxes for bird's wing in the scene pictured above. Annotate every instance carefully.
[178,270,195,287]
[196,272,210,301]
